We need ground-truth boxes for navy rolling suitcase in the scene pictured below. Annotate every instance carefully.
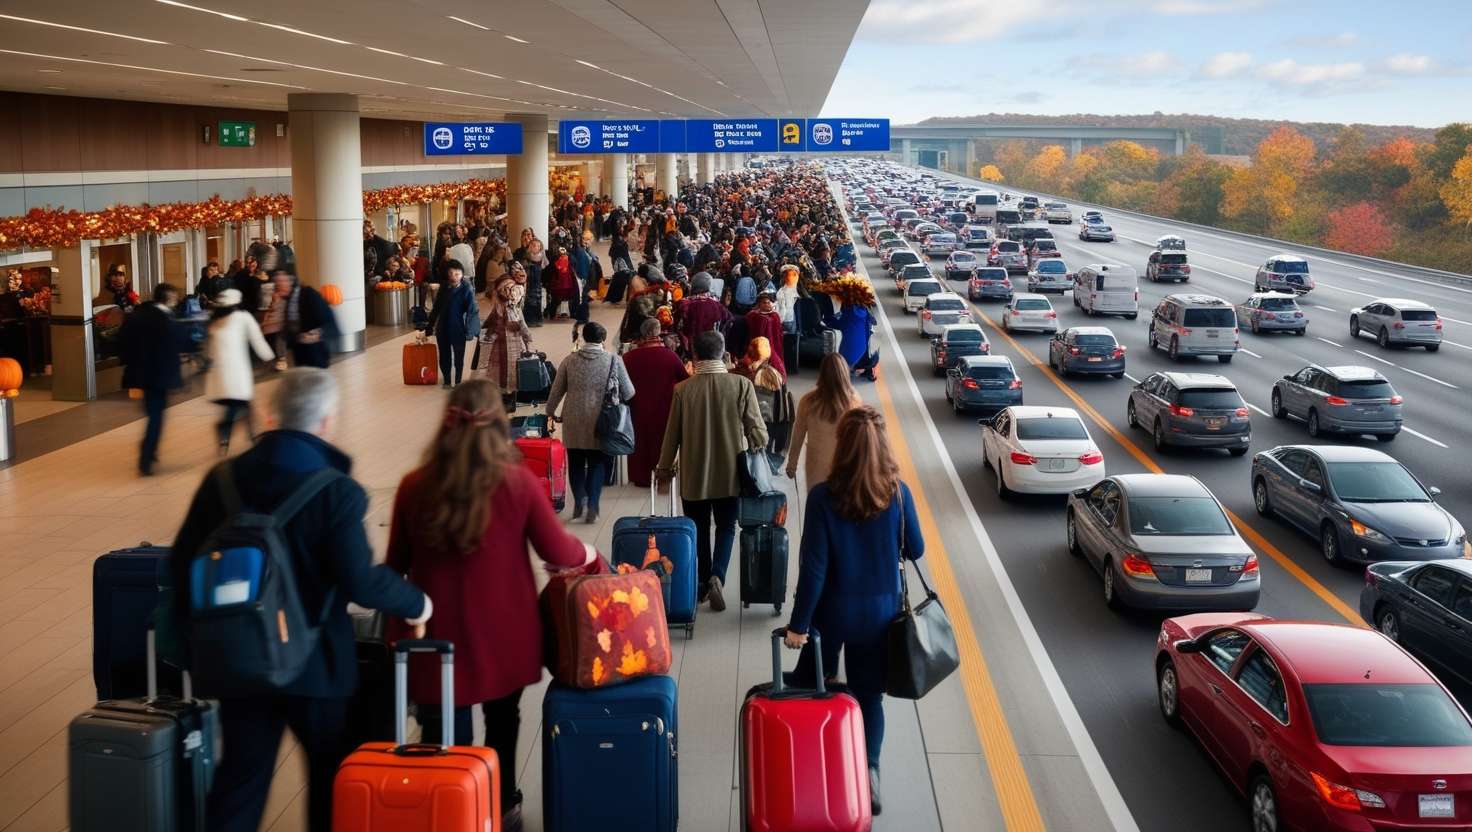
[739,525,789,615]
[738,492,787,529]
[93,544,181,700]
[542,675,678,832]
[611,482,698,638]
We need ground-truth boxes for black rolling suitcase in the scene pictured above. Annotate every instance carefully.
[93,543,181,700]
[604,268,633,304]
[69,635,216,832]
[739,524,789,615]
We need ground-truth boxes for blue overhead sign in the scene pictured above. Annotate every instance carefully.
[423,122,523,156]
[684,119,780,153]
[558,119,661,154]
[779,118,806,152]
[659,120,687,153]
[799,118,890,152]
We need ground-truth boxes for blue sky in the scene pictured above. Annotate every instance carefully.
[820,0,1472,128]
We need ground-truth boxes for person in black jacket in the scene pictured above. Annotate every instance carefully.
[118,283,186,475]
[196,260,233,309]
[266,270,338,369]
[424,259,477,388]
[169,368,433,832]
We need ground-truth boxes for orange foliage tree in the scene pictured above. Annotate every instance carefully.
[1323,202,1395,256]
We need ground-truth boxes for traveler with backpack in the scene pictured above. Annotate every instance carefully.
[730,269,759,315]
[167,368,433,832]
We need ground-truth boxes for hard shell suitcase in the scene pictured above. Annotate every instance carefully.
[542,675,678,832]
[610,482,698,638]
[738,492,788,529]
[345,610,394,747]
[333,641,501,832]
[70,634,216,832]
[402,338,438,386]
[93,544,181,700]
[739,526,789,615]
[540,569,671,689]
[516,350,552,400]
[741,629,871,832]
[515,436,568,512]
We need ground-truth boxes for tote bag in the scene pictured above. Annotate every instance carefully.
[594,357,635,456]
[886,495,960,700]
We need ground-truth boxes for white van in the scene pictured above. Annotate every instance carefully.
[970,190,1000,224]
[1073,264,1139,320]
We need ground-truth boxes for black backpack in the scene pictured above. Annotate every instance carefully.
[183,465,340,695]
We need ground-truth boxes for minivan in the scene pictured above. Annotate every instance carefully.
[904,278,945,313]
[1074,264,1139,319]
[1148,294,1239,363]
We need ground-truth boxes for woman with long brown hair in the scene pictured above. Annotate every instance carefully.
[386,379,593,831]
[785,353,862,487]
[783,406,925,817]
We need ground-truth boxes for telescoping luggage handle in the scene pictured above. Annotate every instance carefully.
[393,639,455,751]
[769,627,826,696]
[649,475,678,518]
[145,630,193,701]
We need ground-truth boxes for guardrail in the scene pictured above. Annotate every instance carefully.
[902,164,1472,289]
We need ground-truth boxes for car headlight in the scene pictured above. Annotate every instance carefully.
[1349,517,1393,545]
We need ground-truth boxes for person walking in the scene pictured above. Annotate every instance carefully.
[204,288,276,456]
[262,271,339,370]
[387,380,595,832]
[735,336,791,474]
[621,318,689,488]
[655,330,767,611]
[473,269,531,403]
[543,244,577,321]
[424,259,479,388]
[673,272,732,357]
[786,353,861,487]
[545,321,634,523]
[783,406,924,817]
[744,289,787,378]
[828,299,878,382]
[168,368,433,832]
[118,283,187,476]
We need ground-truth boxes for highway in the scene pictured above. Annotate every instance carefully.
[840,166,1472,832]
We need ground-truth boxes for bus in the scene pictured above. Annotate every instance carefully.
[970,189,1000,224]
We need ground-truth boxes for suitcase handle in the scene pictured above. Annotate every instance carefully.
[393,640,455,749]
[650,475,678,517]
[769,627,825,695]
[145,629,193,701]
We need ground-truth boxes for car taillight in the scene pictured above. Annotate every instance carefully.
[1112,347,1126,359]
[1120,553,1155,578]
[1325,395,1348,406]
[1182,265,1191,273]
[936,349,946,360]
[1069,346,1082,355]
[1134,290,1140,302]
[1169,404,1195,417]
[1180,327,1193,336]
[922,310,932,319]
[1009,451,1037,465]
[1436,318,1444,330]
[962,378,979,390]
[1311,772,1385,811]
[1393,321,1406,329]
[1008,379,1022,389]
[1242,554,1259,575]
[1389,395,1403,404]
[1045,311,1057,319]
[1079,450,1104,465]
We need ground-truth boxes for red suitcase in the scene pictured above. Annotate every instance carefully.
[516,436,568,512]
[741,628,871,832]
[402,339,438,386]
[333,641,500,832]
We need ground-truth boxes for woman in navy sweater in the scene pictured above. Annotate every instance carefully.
[784,406,924,816]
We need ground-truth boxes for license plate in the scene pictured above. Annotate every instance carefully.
[1038,458,1069,472]
[1185,569,1212,583]
[1420,794,1454,818]
[1088,356,1102,362]
[1206,417,1225,430]
[1206,331,1219,338]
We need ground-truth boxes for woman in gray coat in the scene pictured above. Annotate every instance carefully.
[546,321,635,523]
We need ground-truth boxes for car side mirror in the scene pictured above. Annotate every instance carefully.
[1430,486,1443,497]
[1283,374,1294,381]
[1174,638,1203,655]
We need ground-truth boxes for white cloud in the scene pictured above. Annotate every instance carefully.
[1285,32,1359,48]
[1383,54,1433,75]
[1255,59,1365,90]
[1201,51,1253,78]
[855,0,1079,44]
[1153,0,1269,14]
[1067,50,1182,77]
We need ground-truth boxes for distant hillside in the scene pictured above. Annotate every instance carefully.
[916,113,1438,155]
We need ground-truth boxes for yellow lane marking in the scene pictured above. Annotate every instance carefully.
[874,363,1048,831]
[972,306,1361,625]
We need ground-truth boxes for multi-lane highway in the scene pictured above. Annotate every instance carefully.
[839,165,1472,832]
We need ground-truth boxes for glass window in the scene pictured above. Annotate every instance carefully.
[993,411,1010,436]
[946,328,984,343]
[1016,417,1089,440]
[1401,309,1438,322]
[1183,307,1237,327]
[1015,298,1052,311]
[1127,497,1235,536]
[928,297,965,311]
[1411,567,1459,608]
[1273,260,1310,274]
[1158,381,1178,401]
[1177,388,1246,409]
[1452,582,1472,621]
[967,365,1014,380]
[1236,650,1289,723]
[1305,684,1472,747]
[1302,460,1327,489]
[908,281,941,297]
[1259,296,1297,311]
[1293,367,1316,385]
[1075,334,1116,346]
[1274,449,1308,477]
[1337,379,1395,399]
[1036,260,1066,274]
[1089,481,1121,524]
[1161,253,1189,265]
[1326,462,1430,503]
[1205,630,1251,674]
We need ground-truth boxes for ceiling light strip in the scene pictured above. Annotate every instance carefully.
[153,0,246,21]
[446,15,489,31]
[0,12,168,44]
[0,48,305,88]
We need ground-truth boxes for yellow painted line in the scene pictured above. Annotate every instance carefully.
[972,307,1361,625]
[873,365,1048,832]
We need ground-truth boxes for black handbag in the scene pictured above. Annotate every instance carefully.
[886,496,960,700]
[738,448,774,497]
[594,356,635,456]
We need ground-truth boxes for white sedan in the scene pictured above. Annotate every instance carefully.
[981,406,1107,498]
[1001,293,1059,334]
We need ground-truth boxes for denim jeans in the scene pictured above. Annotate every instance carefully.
[682,496,739,587]
[567,449,610,511]
[793,639,886,769]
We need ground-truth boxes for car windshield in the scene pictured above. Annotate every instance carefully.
[1274,260,1309,274]
[1045,202,1066,209]
[1075,334,1116,346]
[1259,296,1297,310]
[1177,388,1245,409]
[997,241,1020,252]
[967,365,1013,379]
[929,298,965,311]
[946,329,984,343]
[1182,308,1236,327]
[1326,462,1430,503]
[978,269,1009,280]
[908,282,941,296]
[1338,379,1396,399]
[1015,417,1088,440]
[1093,225,1113,231]
[1305,684,1472,747]
[1401,309,1438,321]
[1127,497,1234,536]
[1016,298,1051,311]
[1037,261,1066,274]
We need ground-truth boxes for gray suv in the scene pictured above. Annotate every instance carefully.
[1350,298,1443,351]
[1148,294,1239,363]
[1270,364,1402,442]
[1127,372,1252,455]
[1251,445,1465,565]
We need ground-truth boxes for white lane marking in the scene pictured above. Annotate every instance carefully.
[1317,337,1345,348]
[1398,366,1459,389]
[1353,349,1395,366]
[1246,403,1272,418]
[1403,427,1450,448]
[1357,276,1383,285]
[1239,347,1263,359]
[1441,340,1472,351]
[1312,304,1339,312]
[844,192,1141,832]
[1122,372,1142,384]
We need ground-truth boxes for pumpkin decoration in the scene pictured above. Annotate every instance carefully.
[0,357,21,395]
[320,284,343,306]
[373,281,409,292]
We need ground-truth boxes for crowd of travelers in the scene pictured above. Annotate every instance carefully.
[142,161,923,829]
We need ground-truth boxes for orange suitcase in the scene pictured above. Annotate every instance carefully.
[402,339,438,386]
[333,641,499,832]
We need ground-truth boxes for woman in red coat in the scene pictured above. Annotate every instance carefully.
[744,289,787,379]
[387,379,593,829]
[621,318,689,487]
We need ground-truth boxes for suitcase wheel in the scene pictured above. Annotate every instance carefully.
[686,623,695,640]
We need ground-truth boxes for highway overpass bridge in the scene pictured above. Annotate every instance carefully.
[890,123,1190,172]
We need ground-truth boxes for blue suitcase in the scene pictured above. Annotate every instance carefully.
[611,483,698,638]
[93,544,181,700]
[543,676,678,832]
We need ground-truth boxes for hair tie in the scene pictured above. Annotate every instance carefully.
[444,405,496,429]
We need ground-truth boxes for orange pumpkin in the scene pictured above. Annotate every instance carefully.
[0,357,21,393]
[321,284,343,306]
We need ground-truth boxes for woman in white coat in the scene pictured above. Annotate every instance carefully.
[205,288,276,455]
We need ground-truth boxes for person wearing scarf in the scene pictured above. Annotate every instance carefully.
[621,318,689,488]
[474,268,532,405]
[672,272,733,358]
[543,246,577,321]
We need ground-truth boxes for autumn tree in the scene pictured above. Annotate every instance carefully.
[1423,123,1472,180]
[1022,145,1068,188]
[1223,127,1316,234]
[1323,201,1395,256]
[978,164,1005,182]
[1441,151,1472,232]
[992,140,1032,180]
[1155,148,1231,225]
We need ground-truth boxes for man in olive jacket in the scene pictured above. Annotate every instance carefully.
[656,330,767,611]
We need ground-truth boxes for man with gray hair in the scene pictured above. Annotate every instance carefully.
[168,367,433,832]
[672,270,732,358]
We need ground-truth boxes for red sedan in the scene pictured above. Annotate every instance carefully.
[1156,614,1472,831]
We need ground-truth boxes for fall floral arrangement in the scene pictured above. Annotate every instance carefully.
[373,281,410,292]
[812,274,877,309]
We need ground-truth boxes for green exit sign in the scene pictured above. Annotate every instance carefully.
[219,121,256,147]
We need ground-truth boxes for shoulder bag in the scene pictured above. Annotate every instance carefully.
[886,490,960,700]
[595,355,635,456]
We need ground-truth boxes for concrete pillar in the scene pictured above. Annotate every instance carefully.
[900,138,912,165]
[1070,138,1083,157]
[1175,132,1186,156]
[507,111,551,254]
[698,153,715,185]
[607,153,629,210]
[964,140,977,175]
[288,93,365,353]
[48,242,96,401]
[656,153,678,202]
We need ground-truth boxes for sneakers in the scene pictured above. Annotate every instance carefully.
[869,766,882,816]
[571,502,584,520]
[585,509,599,525]
[707,576,727,612]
